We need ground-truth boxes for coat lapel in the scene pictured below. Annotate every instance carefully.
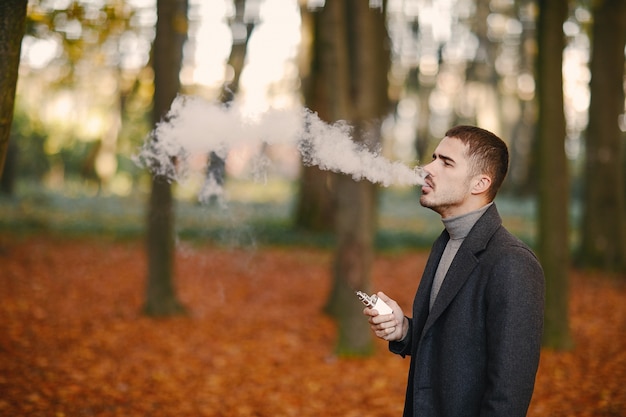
[425,247,478,328]
[421,205,503,334]
[413,231,448,335]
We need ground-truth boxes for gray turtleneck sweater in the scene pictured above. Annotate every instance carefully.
[429,203,493,310]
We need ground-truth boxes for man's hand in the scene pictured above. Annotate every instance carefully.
[362,292,408,341]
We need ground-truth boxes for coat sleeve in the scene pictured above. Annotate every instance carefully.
[389,316,413,357]
[481,244,545,417]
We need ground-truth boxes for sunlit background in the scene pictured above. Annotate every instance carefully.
[15,0,601,198]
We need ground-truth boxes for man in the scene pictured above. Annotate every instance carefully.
[363,126,544,417]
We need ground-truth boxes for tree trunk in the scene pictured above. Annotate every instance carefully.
[508,1,538,196]
[294,4,337,232]
[0,140,18,195]
[144,0,188,317]
[0,0,27,184]
[329,174,378,356]
[294,166,336,231]
[309,0,390,356]
[580,0,626,273]
[204,0,256,202]
[536,0,572,350]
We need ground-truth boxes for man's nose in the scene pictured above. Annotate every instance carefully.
[422,160,434,176]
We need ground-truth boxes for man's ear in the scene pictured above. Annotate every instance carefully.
[471,175,492,195]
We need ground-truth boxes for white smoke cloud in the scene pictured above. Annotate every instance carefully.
[134,95,426,200]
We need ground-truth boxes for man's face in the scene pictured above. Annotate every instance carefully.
[419,136,476,218]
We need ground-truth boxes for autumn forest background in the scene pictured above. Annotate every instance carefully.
[0,0,625,416]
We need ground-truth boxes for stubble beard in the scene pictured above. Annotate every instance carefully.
[419,193,440,214]
[419,187,462,217]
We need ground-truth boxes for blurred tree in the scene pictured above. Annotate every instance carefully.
[508,0,539,195]
[0,0,28,192]
[461,0,539,196]
[580,0,626,273]
[17,1,153,188]
[536,0,572,350]
[144,0,188,317]
[412,65,434,164]
[398,14,434,167]
[303,1,390,356]
[294,3,336,232]
[463,0,498,123]
[6,111,50,183]
[204,0,257,204]
[0,140,19,195]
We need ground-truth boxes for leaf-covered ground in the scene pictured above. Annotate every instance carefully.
[1,236,624,416]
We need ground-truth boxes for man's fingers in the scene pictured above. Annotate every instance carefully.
[368,313,394,326]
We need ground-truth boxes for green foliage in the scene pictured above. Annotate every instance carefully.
[15,0,155,190]
[10,110,50,180]
[0,184,539,252]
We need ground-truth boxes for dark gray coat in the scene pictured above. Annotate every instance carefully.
[390,204,544,417]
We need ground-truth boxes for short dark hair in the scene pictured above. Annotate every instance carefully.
[445,125,509,200]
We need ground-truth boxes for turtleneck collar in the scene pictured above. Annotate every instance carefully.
[442,203,493,240]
